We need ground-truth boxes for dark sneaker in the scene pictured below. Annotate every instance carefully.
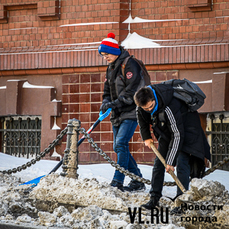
[123,180,146,192]
[110,180,124,192]
[170,206,184,215]
[141,197,159,210]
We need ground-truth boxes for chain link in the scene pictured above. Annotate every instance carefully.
[1,124,228,187]
[80,128,151,185]
[0,127,68,175]
[80,127,229,187]
[203,156,229,176]
[80,128,179,186]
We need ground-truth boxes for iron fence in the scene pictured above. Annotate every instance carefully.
[207,114,229,171]
[0,116,41,158]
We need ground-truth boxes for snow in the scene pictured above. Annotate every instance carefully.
[59,15,187,28]
[0,152,229,194]
[23,81,54,89]
[60,22,119,27]
[51,147,62,160]
[193,80,212,84]
[52,117,61,130]
[0,152,229,228]
[214,71,229,74]
[52,41,101,46]
[121,32,160,49]
[52,123,61,130]
[123,15,187,24]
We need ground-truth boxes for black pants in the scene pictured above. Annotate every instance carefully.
[149,142,190,199]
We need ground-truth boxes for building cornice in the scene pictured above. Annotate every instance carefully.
[0,41,229,72]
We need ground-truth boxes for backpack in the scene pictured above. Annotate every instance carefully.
[121,55,151,86]
[161,78,206,112]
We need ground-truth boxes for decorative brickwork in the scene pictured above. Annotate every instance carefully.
[187,0,212,12]
[37,0,60,20]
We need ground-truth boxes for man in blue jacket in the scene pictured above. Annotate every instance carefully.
[98,33,145,192]
[134,84,210,212]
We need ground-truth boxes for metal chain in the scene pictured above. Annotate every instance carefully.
[1,124,228,186]
[80,128,178,186]
[0,127,68,175]
[79,127,229,187]
[165,157,229,186]
[203,156,229,177]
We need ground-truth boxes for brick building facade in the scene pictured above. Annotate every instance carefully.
[0,0,229,168]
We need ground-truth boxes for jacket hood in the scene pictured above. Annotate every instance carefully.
[118,47,130,62]
[151,84,174,110]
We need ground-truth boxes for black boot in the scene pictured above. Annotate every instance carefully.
[141,197,159,210]
[110,180,124,192]
[123,180,146,192]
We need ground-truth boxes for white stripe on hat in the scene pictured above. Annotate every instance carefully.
[102,38,119,44]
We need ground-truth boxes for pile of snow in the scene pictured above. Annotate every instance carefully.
[121,32,160,49]
[0,172,183,229]
[174,178,229,228]
[0,153,229,228]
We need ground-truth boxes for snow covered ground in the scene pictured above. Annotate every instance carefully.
[0,152,229,228]
[1,152,228,194]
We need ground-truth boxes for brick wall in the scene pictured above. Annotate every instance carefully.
[1,0,229,165]
[0,1,228,49]
[61,69,179,165]
[130,0,229,40]
[0,0,129,48]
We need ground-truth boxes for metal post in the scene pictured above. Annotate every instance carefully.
[61,118,81,179]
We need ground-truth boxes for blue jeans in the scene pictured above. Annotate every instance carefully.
[112,119,143,184]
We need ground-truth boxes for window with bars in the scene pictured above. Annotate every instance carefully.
[207,113,229,171]
[0,116,41,158]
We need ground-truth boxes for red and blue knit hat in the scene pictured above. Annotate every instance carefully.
[98,33,121,56]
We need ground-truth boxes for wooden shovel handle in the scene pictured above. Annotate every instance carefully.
[150,142,187,193]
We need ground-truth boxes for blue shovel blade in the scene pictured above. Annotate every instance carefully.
[20,175,45,187]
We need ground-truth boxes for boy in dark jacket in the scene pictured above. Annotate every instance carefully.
[98,33,145,192]
[134,84,210,211]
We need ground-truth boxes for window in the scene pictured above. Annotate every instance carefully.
[0,116,41,158]
[207,113,229,171]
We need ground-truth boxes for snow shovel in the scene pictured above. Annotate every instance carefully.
[21,108,112,186]
[150,142,187,194]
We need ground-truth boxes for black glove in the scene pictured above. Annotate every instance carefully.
[100,102,116,114]
[100,99,110,113]
[119,95,133,105]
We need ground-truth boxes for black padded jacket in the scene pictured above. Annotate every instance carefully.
[136,83,211,166]
[102,47,144,126]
